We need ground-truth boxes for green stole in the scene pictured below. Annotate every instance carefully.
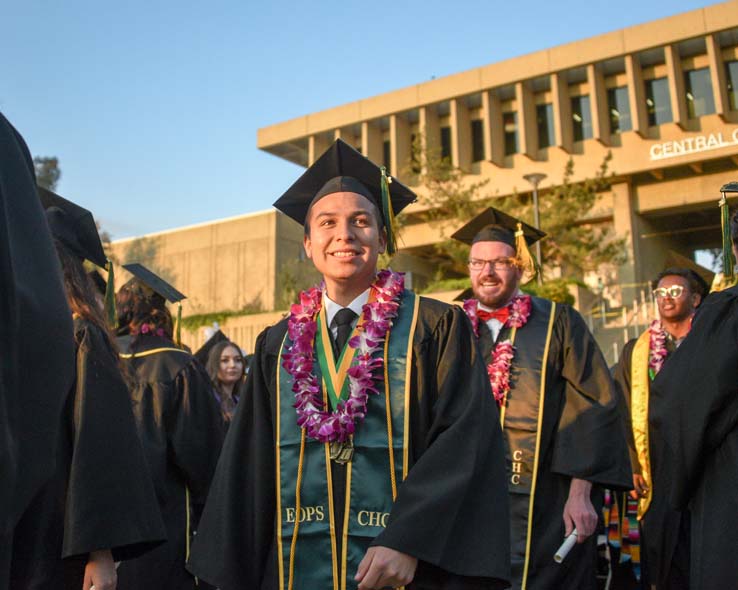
[276,291,419,590]
[497,297,557,590]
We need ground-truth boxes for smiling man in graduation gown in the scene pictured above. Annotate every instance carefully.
[453,208,631,590]
[0,113,74,590]
[611,266,708,589]
[189,139,511,590]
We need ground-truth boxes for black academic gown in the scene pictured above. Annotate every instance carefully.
[612,338,689,589]
[189,296,512,590]
[476,299,632,590]
[116,334,225,590]
[0,113,74,590]
[650,286,738,590]
[8,318,166,589]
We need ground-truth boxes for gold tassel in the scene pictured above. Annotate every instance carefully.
[515,222,539,284]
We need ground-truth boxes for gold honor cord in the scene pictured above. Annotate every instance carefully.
[119,347,188,359]
[630,331,653,519]
[324,442,339,590]
[340,462,353,590]
[498,326,519,429]
[317,306,361,409]
[402,294,420,480]
[383,334,398,501]
[520,302,556,590]
[275,333,288,590]
[287,430,307,590]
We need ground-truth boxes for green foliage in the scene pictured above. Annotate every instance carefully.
[34,156,61,190]
[521,278,576,305]
[275,257,322,310]
[120,236,176,284]
[180,299,264,331]
[420,276,471,294]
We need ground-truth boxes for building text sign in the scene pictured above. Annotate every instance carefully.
[650,130,738,161]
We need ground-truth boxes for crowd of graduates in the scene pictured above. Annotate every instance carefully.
[2,111,737,590]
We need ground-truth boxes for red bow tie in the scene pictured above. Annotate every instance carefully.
[477,307,510,323]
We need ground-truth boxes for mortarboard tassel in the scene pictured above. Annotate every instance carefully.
[380,167,398,256]
[515,222,540,285]
[720,193,735,283]
[175,303,182,348]
[104,260,118,329]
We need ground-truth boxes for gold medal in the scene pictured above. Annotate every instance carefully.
[329,439,354,464]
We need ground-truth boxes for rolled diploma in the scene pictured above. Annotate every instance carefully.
[553,529,578,563]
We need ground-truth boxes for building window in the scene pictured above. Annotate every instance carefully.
[440,126,452,161]
[410,133,420,173]
[645,77,672,126]
[536,103,554,148]
[726,61,738,110]
[571,95,593,141]
[471,120,485,162]
[607,87,632,133]
[382,140,391,171]
[503,112,518,155]
[684,67,716,118]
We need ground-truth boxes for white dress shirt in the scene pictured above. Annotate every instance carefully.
[323,289,370,338]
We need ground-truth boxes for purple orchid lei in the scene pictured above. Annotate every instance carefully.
[647,319,668,380]
[281,269,405,443]
[463,295,533,406]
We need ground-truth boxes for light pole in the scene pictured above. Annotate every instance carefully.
[523,173,547,285]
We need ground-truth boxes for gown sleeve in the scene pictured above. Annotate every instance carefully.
[370,303,511,586]
[612,339,639,474]
[187,328,276,589]
[62,322,166,561]
[650,289,738,509]
[166,358,226,507]
[550,305,632,489]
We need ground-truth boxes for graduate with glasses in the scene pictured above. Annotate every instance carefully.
[611,266,708,589]
[189,140,511,590]
[453,207,631,590]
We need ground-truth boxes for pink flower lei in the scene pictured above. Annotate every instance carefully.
[463,295,533,406]
[281,269,405,443]
[647,319,668,380]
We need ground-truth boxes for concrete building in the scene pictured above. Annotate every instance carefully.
[112,1,738,357]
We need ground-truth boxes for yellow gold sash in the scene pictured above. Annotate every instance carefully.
[630,330,652,519]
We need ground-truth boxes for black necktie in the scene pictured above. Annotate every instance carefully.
[333,308,357,357]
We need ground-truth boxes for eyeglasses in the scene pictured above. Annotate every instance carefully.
[468,257,518,271]
[652,285,685,299]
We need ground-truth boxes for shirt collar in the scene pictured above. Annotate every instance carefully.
[324,289,370,326]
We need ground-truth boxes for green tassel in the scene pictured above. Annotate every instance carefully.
[175,303,182,348]
[104,260,118,329]
[380,166,397,255]
[720,194,735,282]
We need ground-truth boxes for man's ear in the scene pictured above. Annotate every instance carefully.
[378,227,387,254]
[303,232,313,260]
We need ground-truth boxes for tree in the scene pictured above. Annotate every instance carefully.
[409,138,627,285]
[34,156,61,190]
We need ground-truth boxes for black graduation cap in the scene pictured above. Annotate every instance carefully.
[122,263,186,303]
[38,187,107,268]
[663,250,713,296]
[87,269,107,296]
[122,263,186,346]
[273,139,417,254]
[452,207,546,284]
[450,207,546,247]
[194,329,229,367]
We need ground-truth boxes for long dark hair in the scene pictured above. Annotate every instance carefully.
[205,340,245,421]
[116,279,174,343]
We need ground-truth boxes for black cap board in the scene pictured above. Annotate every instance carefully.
[38,187,108,269]
[662,250,713,296]
[451,207,546,246]
[122,263,186,303]
[273,139,416,255]
[194,329,229,367]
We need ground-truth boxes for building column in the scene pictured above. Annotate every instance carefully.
[308,134,330,165]
[450,98,471,170]
[611,181,638,305]
[625,54,648,135]
[390,114,410,176]
[665,44,688,127]
[516,81,537,158]
[483,90,505,165]
[706,33,730,118]
[588,63,610,144]
[552,72,573,152]
[361,121,383,163]
[419,105,440,173]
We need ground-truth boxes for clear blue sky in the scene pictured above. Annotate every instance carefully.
[2,0,714,239]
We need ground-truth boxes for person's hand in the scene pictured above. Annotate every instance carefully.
[355,546,417,589]
[629,473,649,500]
[563,478,597,543]
[83,549,116,590]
